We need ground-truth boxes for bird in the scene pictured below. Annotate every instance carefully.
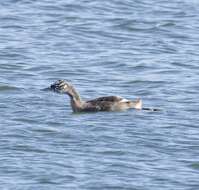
[48,80,143,113]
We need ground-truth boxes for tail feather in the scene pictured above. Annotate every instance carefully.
[131,98,142,110]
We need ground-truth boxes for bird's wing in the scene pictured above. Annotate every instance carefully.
[83,96,124,111]
[86,96,123,104]
[83,100,115,112]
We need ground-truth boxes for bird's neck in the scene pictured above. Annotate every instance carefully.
[67,86,84,112]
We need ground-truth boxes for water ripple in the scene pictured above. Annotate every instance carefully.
[0,0,199,189]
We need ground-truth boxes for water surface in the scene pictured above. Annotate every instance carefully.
[0,0,199,189]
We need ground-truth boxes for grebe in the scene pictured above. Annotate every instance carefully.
[49,80,143,113]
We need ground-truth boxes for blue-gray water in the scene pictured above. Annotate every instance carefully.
[0,0,199,189]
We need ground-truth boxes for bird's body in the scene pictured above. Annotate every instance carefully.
[84,96,141,112]
[49,80,142,113]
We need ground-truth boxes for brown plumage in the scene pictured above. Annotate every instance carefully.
[49,80,142,113]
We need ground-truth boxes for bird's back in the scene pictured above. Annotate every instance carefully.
[83,96,129,112]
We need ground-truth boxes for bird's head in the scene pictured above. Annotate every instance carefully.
[50,80,72,94]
